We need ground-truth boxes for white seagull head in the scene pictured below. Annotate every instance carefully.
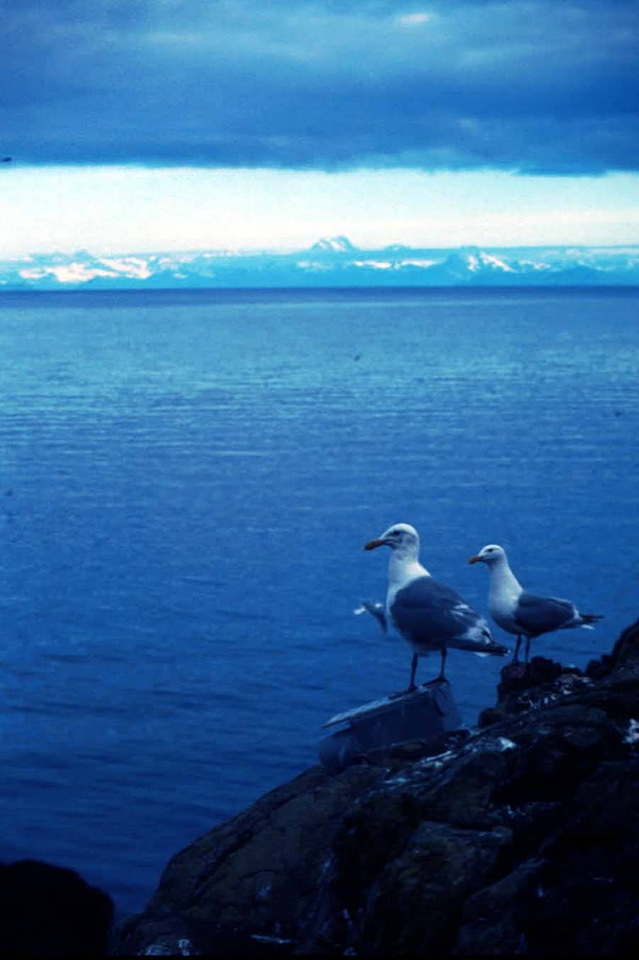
[364,522,420,559]
[468,543,508,567]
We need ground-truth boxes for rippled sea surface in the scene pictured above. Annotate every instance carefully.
[0,286,637,915]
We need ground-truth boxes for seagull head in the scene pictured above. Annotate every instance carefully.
[365,523,420,556]
[468,543,507,567]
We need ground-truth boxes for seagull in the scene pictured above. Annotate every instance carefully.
[365,523,506,694]
[468,543,603,663]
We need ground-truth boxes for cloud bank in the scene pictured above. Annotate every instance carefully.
[2,0,638,173]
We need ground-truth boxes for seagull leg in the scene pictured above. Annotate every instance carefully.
[524,636,531,664]
[422,646,449,686]
[408,652,418,691]
[512,635,522,663]
[439,645,447,680]
[389,653,419,698]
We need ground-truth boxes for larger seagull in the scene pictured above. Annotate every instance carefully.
[468,543,603,663]
[365,523,507,694]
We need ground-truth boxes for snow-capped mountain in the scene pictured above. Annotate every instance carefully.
[1,239,637,290]
[308,235,357,254]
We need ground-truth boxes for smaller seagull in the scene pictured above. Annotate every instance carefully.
[365,523,506,695]
[469,543,603,663]
[1,156,12,163]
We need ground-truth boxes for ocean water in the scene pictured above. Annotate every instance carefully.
[0,286,637,916]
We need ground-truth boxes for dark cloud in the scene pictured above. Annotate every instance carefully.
[1,0,638,173]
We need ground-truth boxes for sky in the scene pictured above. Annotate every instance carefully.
[1,0,638,257]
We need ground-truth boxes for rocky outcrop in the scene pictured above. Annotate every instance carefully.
[118,621,639,956]
[0,858,114,956]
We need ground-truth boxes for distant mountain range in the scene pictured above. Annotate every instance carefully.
[1,237,638,290]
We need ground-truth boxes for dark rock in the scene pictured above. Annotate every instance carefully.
[116,914,296,956]
[349,821,513,956]
[0,858,113,956]
[477,655,590,727]
[118,619,639,956]
[117,764,383,955]
[587,618,639,678]
[586,652,614,680]
[453,857,543,955]
[522,757,639,955]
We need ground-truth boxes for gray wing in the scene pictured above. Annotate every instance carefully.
[391,576,493,646]
[514,591,577,635]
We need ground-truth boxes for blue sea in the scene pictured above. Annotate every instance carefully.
[0,286,637,917]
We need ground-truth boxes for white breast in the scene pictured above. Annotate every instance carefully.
[488,565,523,634]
